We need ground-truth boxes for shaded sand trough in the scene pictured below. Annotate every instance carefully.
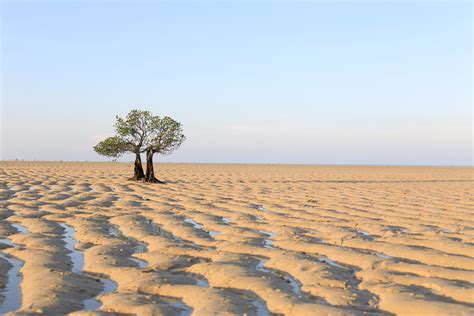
[0,162,473,315]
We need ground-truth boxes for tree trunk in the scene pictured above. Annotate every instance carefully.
[144,148,164,183]
[129,151,145,180]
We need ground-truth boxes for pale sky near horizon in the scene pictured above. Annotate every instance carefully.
[1,1,472,165]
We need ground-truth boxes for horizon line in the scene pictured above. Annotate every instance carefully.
[1,159,472,168]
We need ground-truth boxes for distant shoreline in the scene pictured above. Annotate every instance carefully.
[1,160,472,168]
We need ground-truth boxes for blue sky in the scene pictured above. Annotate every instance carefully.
[1,1,472,165]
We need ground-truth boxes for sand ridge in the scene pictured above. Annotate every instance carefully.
[0,162,473,315]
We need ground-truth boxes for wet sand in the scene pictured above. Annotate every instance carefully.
[0,162,473,315]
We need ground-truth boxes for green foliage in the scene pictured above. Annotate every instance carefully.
[146,116,186,155]
[94,109,186,158]
[114,110,152,147]
[93,136,129,158]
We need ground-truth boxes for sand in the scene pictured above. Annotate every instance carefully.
[0,161,473,315]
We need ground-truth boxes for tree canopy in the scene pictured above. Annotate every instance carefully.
[115,110,152,152]
[94,110,152,157]
[146,116,186,154]
[93,136,129,158]
[93,109,185,182]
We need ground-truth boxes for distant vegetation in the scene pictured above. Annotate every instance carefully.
[94,110,185,183]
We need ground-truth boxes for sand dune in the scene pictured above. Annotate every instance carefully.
[0,162,473,315]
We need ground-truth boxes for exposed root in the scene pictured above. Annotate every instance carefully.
[143,177,165,184]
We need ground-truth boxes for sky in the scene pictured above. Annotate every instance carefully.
[1,1,472,165]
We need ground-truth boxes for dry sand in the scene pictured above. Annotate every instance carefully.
[0,161,473,315]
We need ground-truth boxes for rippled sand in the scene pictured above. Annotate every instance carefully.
[0,162,473,315]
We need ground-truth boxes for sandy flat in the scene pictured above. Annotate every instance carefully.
[0,162,473,315]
